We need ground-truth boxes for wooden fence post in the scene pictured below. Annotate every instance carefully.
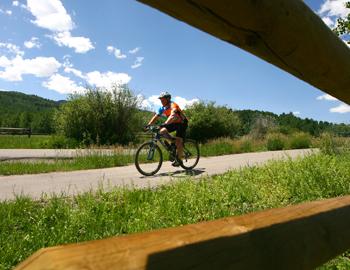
[15,196,350,270]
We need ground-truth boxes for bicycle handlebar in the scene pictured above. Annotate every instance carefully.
[144,125,160,133]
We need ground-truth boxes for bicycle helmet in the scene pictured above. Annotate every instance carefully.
[158,91,171,99]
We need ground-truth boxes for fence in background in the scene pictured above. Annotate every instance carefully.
[0,127,31,138]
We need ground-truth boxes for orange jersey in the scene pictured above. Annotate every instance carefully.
[157,102,187,123]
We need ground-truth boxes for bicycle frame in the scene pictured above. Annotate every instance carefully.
[135,126,200,175]
[150,131,174,154]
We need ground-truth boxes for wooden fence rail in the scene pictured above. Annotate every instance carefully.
[137,0,350,105]
[0,127,31,137]
[15,196,350,270]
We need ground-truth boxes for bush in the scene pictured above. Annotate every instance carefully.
[319,132,341,155]
[53,84,144,145]
[289,132,311,149]
[239,138,253,152]
[266,133,286,151]
[38,135,79,149]
[249,116,276,139]
[185,102,241,142]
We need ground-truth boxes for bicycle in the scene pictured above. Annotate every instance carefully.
[135,125,200,176]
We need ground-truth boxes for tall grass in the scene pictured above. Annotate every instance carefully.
[1,151,350,269]
[1,134,349,176]
[0,150,135,175]
[0,135,78,149]
[200,137,266,157]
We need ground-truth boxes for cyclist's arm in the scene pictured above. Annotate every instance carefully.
[164,108,180,124]
[147,114,159,126]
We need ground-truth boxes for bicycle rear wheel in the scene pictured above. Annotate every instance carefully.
[180,139,200,170]
[135,142,163,176]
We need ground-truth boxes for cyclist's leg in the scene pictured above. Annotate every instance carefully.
[175,122,188,161]
[160,124,176,140]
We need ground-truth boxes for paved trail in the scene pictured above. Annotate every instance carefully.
[0,149,315,201]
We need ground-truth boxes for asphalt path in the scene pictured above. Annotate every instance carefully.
[0,149,315,201]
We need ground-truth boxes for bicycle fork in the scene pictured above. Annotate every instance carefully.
[147,143,156,160]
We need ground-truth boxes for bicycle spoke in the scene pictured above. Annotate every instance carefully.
[135,142,163,176]
[180,140,200,170]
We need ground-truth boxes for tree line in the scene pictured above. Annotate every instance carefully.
[0,87,349,144]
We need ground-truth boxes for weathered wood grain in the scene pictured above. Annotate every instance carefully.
[137,0,350,105]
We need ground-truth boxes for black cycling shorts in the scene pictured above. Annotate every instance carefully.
[163,121,188,139]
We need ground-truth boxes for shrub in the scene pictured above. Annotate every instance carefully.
[249,115,276,139]
[185,101,241,142]
[266,133,286,151]
[239,138,253,152]
[39,135,79,149]
[289,132,311,149]
[319,132,341,155]
[54,85,144,145]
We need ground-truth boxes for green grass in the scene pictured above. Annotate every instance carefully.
[0,138,268,175]
[1,151,350,269]
[0,135,78,149]
[0,152,135,175]
[0,135,50,148]
[1,135,348,176]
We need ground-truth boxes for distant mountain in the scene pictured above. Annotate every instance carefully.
[0,91,61,114]
[235,109,350,137]
[0,91,65,133]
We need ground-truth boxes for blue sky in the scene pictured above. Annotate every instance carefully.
[0,0,349,124]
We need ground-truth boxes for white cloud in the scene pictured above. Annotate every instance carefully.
[141,95,199,111]
[0,9,12,15]
[131,56,144,69]
[64,66,85,79]
[0,42,24,56]
[107,46,127,59]
[318,0,350,30]
[26,0,94,53]
[13,1,19,6]
[42,73,85,94]
[85,71,131,89]
[52,31,94,53]
[24,37,41,49]
[292,111,301,116]
[0,56,12,67]
[317,94,338,101]
[173,96,199,108]
[63,63,132,89]
[27,0,74,32]
[318,0,349,18]
[106,46,114,53]
[330,103,350,113]
[142,95,162,110]
[321,16,335,27]
[129,47,140,54]
[0,55,61,81]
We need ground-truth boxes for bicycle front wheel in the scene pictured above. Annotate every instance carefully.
[180,139,200,170]
[135,142,163,176]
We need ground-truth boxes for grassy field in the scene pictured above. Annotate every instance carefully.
[1,151,350,269]
[0,135,78,149]
[0,135,316,175]
[0,135,51,148]
[1,134,349,176]
[0,151,134,175]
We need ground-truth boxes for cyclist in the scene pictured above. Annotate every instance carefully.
[146,91,188,167]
